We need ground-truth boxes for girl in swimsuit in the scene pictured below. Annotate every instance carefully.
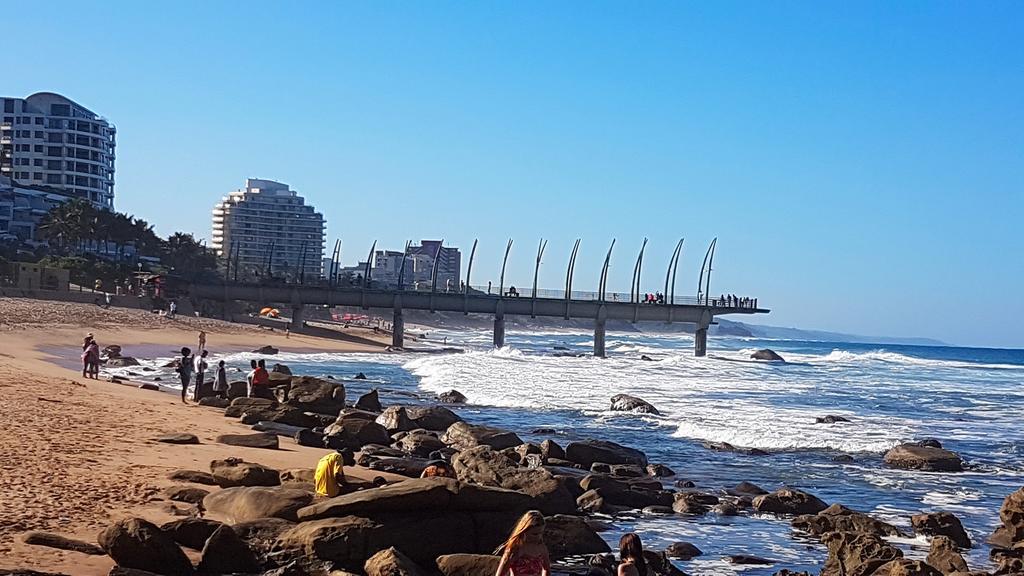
[494,510,551,576]
[617,533,648,576]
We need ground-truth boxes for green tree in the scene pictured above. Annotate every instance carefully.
[161,232,220,283]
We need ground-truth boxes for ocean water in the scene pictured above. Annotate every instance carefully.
[111,331,1024,575]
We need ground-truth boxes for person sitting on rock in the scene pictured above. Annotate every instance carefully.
[314,450,348,497]
[617,533,648,576]
[495,510,551,576]
[250,359,272,400]
[420,460,456,479]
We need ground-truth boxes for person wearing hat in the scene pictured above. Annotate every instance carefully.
[314,449,349,497]
[420,460,456,479]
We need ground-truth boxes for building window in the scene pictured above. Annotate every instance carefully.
[34,117,43,125]
[33,172,42,180]
[3,100,13,113]
[34,145,43,153]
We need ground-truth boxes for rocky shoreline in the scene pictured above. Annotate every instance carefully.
[11,362,1024,576]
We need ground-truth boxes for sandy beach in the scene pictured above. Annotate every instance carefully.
[0,298,391,574]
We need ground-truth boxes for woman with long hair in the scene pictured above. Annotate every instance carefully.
[618,533,647,576]
[495,510,550,576]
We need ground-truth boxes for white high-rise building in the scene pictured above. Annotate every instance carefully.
[212,179,325,281]
[0,92,116,208]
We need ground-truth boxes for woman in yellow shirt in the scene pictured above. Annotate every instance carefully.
[314,451,348,497]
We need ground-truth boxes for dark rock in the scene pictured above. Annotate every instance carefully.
[364,546,427,576]
[167,469,217,486]
[160,518,224,551]
[673,492,717,515]
[231,517,294,557]
[396,432,447,457]
[226,380,247,400]
[406,406,463,431]
[729,555,775,565]
[437,390,468,404]
[609,394,660,415]
[376,406,416,433]
[107,356,141,367]
[820,531,902,576]
[97,518,193,575]
[162,485,209,505]
[540,439,565,461]
[324,418,392,450]
[203,486,314,523]
[436,554,500,576]
[271,363,291,375]
[196,525,260,574]
[209,458,280,487]
[816,415,851,424]
[834,455,856,463]
[354,372,367,379]
[442,422,523,451]
[916,439,944,449]
[295,428,324,447]
[753,488,828,515]
[544,514,612,559]
[138,383,159,391]
[912,512,972,549]
[665,541,703,560]
[367,456,434,477]
[640,355,653,361]
[728,481,769,496]
[644,550,688,576]
[252,345,278,354]
[532,428,557,434]
[647,464,675,477]
[877,560,943,576]
[926,535,968,574]
[995,487,1024,545]
[215,432,279,450]
[793,504,904,538]
[751,349,785,361]
[643,505,675,515]
[702,441,769,456]
[610,464,645,478]
[355,389,383,412]
[453,445,577,515]
[565,439,648,468]
[197,396,229,408]
[883,444,963,472]
[243,407,323,429]
[21,531,104,555]
[283,376,346,415]
[676,480,696,489]
[713,502,741,516]
[591,463,611,474]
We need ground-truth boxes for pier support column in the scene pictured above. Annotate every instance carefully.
[694,326,708,357]
[392,297,404,349]
[493,300,505,348]
[594,304,608,358]
[291,305,305,334]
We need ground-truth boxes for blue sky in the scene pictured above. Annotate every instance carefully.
[5,2,1022,347]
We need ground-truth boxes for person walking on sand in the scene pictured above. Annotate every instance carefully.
[617,533,648,576]
[198,331,206,353]
[495,510,551,576]
[176,347,193,403]
[168,300,177,319]
[213,360,228,399]
[192,350,209,402]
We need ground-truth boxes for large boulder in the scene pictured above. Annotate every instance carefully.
[442,422,523,451]
[883,444,963,472]
[252,345,278,354]
[821,532,902,576]
[665,542,703,560]
[231,517,295,557]
[209,458,280,487]
[167,470,217,486]
[793,504,904,538]
[565,439,648,468]
[160,518,224,551]
[996,487,1024,544]
[751,349,785,361]
[297,477,531,521]
[377,406,416,432]
[452,445,577,514]
[395,432,447,457]
[911,512,971,549]
[155,433,199,445]
[203,486,314,523]
[107,356,141,367]
[196,525,260,574]
[876,560,943,576]
[324,418,392,450]
[364,547,428,576]
[355,389,383,412]
[925,536,968,575]
[283,376,346,415]
[437,390,468,404]
[407,406,463,431]
[610,394,660,415]
[241,407,323,428]
[543,514,611,559]
[436,554,499,576]
[753,488,828,515]
[97,518,193,575]
[215,432,279,450]
[225,397,276,417]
